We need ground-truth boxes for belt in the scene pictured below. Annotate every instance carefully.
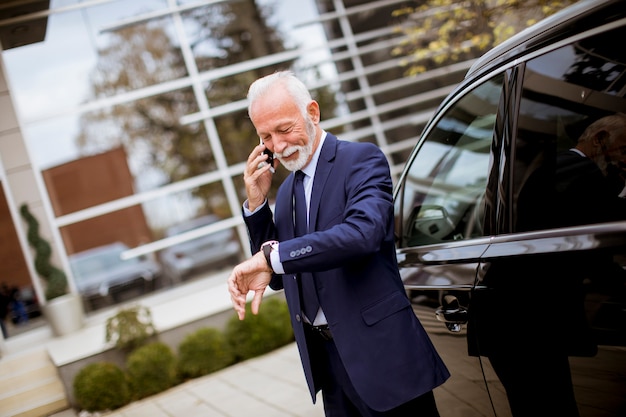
[306,323,333,340]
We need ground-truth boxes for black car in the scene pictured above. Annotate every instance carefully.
[392,1,626,416]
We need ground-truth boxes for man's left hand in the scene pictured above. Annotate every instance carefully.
[227,251,272,320]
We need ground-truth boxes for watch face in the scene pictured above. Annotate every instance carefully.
[262,242,274,269]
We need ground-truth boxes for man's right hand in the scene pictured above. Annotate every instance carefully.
[244,144,274,212]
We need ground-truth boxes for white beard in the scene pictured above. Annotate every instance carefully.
[277,119,316,172]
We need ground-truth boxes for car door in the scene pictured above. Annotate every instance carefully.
[394,73,513,416]
[476,21,626,417]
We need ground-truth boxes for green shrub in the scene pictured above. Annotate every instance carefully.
[177,327,235,380]
[19,203,68,300]
[224,297,294,361]
[73,362,131,412]
[126,342,178,400]
[105,304,156,351]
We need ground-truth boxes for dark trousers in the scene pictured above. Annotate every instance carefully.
[306,326,440,417]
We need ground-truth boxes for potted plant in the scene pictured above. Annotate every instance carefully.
[20,203,84,336]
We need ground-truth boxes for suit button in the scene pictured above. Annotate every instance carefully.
[295,314,302,322]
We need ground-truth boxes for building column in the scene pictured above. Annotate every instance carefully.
[0,52,54,311]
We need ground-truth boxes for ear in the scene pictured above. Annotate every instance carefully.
[307,100,320,123]
[592,130,610,151]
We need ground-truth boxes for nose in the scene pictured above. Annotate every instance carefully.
[271,135,289,155]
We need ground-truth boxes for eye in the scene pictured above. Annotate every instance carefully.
[279,125,294,134]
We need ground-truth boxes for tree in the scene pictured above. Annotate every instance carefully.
[75,1,291,218]
[391,0,576,76]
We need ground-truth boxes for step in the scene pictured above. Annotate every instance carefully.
[0,348,50,375]
[0,348,69,417]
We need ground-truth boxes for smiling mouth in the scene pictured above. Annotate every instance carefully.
[279,148,298,159]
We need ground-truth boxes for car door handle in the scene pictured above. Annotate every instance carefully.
[435,294,468,332]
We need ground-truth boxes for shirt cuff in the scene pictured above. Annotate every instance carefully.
[243,199,267,216]
[270,243,285,274]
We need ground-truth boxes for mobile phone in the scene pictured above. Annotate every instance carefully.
[263,148,274,168]
[260,141,275,173]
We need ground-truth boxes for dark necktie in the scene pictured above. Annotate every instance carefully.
[294,170,319,322]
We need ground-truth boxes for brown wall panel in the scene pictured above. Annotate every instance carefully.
[42,147,152,255]
[0,183,31,289]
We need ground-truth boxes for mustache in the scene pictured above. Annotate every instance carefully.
[276,147,298,159]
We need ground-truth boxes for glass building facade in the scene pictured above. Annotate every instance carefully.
[0,0,469,321]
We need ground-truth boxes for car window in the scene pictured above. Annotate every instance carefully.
[513,24,626,232]
[395,74,503,247]
[70,243,141,280]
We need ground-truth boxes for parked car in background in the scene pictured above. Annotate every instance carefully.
[159,215,241,284]
[393,1,625,416]
[69,242,161,306]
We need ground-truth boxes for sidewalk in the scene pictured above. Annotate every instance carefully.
[51,342,324,417]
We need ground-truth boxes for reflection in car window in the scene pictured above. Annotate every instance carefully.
[527,26,626,97]
[396,75,503,247]
[514,25,626,232]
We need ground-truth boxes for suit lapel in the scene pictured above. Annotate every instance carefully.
[309,134,337,232]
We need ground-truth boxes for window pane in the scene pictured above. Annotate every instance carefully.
[396,75,502,247]
[514,25,626,232]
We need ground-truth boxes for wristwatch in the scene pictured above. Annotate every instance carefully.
[260,240,278,271]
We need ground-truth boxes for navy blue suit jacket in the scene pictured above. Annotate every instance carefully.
[244,134,449,411]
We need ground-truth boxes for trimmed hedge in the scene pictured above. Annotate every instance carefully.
[177,327,235,379]
[224,297,294,361]
[126,342,178,400]
[73,362,131,412]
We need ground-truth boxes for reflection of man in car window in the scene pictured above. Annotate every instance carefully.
[516,113,626,232]
[470,113,626,417]
[554,113,626,226]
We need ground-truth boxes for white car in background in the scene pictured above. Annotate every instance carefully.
[69,241,161,301]
[159,215,241,283]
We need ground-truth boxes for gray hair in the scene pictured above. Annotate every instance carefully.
[579,113,626,145]
[247,71,312,119]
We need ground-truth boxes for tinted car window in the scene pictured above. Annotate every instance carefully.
[513,24,626,232]
[396,74,501,248]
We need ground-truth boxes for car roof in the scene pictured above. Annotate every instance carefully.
[465,0,625,80]
[69,241,128,260]
[165,214,219,236]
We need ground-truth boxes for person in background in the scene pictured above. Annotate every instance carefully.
[0,283,11,338]
[228,70,450,417]
[9,286,28,326]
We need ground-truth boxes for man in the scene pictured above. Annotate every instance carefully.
[516,112,626,231]
[554,112,626,226]
[228,71,450,417]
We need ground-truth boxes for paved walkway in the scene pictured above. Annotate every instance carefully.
[51,342,324,417]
